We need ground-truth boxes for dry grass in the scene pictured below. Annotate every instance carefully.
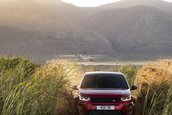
[135,60,172,115]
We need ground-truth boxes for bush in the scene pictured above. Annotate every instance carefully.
[135,60,172,115]
[120,65,138,86]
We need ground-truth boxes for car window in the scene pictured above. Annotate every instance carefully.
[80,74,129,89]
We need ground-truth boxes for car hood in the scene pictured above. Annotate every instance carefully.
[79,88,131,96]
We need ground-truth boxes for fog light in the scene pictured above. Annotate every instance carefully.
[121,95,131,101]
[79,95,90,101]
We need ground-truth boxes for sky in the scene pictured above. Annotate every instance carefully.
[62,0,172,7]
[0,0,172,7]
[163,0,172,3]
[62,0,121,7]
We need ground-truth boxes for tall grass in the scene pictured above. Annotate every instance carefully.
[135,60,172,115]
[0,57,37,114]
[162,83,172,115]
[1,57,172,115]
[0,57,79,115]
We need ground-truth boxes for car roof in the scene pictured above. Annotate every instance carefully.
[84,71,123,75]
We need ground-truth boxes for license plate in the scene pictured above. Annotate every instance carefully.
[96,106,115,110]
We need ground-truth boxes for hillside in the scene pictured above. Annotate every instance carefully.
[84,6,172,59]
[0,0,114,61]
[0,0,172,61]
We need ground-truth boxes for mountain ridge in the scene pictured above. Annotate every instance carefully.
[101,0,172,12]
[0,0,172,61]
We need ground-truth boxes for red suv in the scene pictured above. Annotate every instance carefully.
[73,72,137,115]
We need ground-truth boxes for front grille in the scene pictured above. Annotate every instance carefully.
[89,111,123,115]
[90,97,121,103]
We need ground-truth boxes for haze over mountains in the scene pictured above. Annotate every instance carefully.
[0,0,172,62]
[102,0,172,12]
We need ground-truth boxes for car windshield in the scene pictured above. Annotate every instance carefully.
[80,73,129,89]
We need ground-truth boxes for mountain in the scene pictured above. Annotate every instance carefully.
[84,6,172,59]
[0,0,114,61]
[102,0,172,13]
[0,0,172,62]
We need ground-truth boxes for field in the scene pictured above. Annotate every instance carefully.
[0,56,172,115]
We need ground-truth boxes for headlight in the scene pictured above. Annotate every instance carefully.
[79,95,90,101]
[121,95,131,101]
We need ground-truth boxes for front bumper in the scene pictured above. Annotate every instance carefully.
[78,101,134,115]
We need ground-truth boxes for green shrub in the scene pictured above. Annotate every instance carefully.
[0,57,37,75]
[120,65,138,86]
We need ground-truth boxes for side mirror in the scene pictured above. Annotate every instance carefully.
[130,85,137,90]
[72,85,78,90]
